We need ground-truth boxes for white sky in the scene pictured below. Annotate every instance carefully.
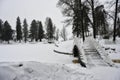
[0,0,66,30]
[0,0,108,31]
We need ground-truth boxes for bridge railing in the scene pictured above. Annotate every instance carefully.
[90,38,114,66]
[74,37,87,65]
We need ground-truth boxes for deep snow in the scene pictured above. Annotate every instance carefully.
[0,39,120,80]
[0,62,120,80]
[97,37,120,60]
[0,41,74,64]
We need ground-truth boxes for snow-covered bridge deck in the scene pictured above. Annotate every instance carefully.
[74,37,114,68]
[84,37,110,68]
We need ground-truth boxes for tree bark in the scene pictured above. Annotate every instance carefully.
[91,0,96,39]
[40,39,42,42]
[8,41,9,44]
[113,0,118,41]
[79,0,85,41]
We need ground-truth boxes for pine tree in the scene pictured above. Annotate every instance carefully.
[29,20,38,42]
[94,5,108,36]
[16,17,22,42]
[57,0,89,41]
[38,21,44,42]
[45,17,54,42]
[72,0,81,37]
[23,19,28,43]
[3,21,13,44]
[0,19,3,40]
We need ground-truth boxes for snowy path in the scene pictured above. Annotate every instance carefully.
[84,37,109,68]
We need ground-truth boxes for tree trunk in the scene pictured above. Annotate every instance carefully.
[25,40,26,43]
[81,9,85,42]
[79,0,85,41]
[19,40,21,43]
[25,38,27,43]
[113,0,118,41]
[77,31,79,37]
[35,38,38,42]
[8,41,9,44]
[40,39,42,42]
[91,0,96,39]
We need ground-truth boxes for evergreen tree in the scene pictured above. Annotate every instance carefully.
[95,5,109,36]
[57,0,90,41]
[29,20,38,41]
[45,17,54,42]
[3,21,13,44]
[23,19,28,43]
[38,21,44,42]
[16,17,22,42]
[0,19,3,40]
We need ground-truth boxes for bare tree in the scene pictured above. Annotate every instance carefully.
[86,0,96,38]
[58,0,91,41]
[61,26,67,41]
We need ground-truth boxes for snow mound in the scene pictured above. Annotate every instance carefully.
[54,40,73,54]
[98,38,120,60]
[0,62,120,80]
[0,62,94,80]
[91,67,120,80]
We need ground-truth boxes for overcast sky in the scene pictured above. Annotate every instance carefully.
[0,0,108,31]
[0,0,66,30]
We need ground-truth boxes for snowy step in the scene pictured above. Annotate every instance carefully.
[90,38,114,67]
[85,53,98,55]
[84,49,96,50]
[85,51,98,54]
[85,51,98,55]
[84,49,97,52]
[83,37,113,68]
[85,50,97,52]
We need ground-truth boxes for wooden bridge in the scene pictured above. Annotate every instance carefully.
[74,37,114,68]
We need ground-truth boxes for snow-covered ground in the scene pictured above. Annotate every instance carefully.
[54,40,73,54]
[0,62,120,80]
[0,41,74,64]
[0,39,120,80]
[98,37,120,60]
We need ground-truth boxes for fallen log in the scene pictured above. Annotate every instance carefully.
[54,50,73,55]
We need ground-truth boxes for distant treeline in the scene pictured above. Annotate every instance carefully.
[0,17,61,44]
